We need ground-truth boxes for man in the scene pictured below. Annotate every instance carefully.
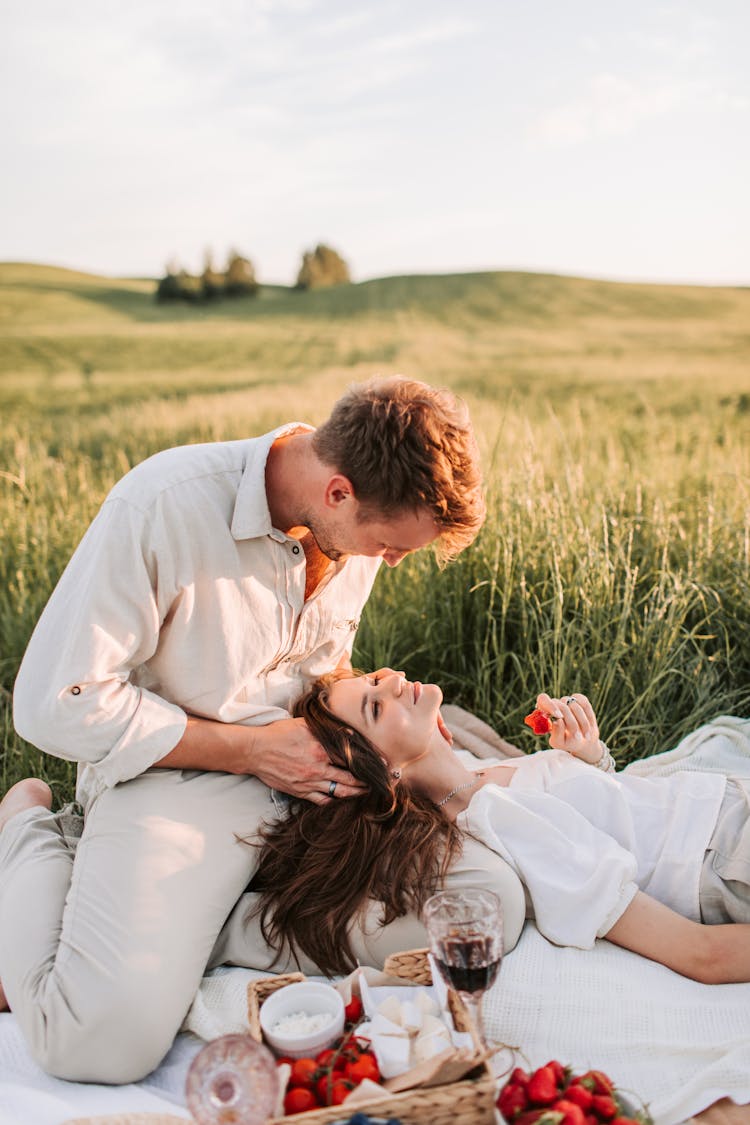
[0,375,523,1082]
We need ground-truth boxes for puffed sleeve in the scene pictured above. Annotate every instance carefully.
[13,496,187,791]
[460,785,639,948]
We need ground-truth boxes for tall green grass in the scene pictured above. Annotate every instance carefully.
[2,264,749,804]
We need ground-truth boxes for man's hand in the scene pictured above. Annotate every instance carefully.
[156,713,365,804]
[247,717,366,804]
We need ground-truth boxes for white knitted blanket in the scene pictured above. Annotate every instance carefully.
[185,715,750,1125]
[1,716,748,1125]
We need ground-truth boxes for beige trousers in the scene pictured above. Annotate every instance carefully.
[0,768,524,1085]
[699,778,750,923]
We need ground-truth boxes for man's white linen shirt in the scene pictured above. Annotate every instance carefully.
[459,748,726,948]
[13,426,381,807]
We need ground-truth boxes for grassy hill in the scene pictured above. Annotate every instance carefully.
[3,260,747,324]
[2,261,749,421]
[1,262,749,801]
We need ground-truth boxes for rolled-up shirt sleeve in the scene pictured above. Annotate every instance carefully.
[13,497,188,788]
[460,785,639,948]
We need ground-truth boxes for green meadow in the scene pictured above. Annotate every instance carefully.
[1,262,749,805]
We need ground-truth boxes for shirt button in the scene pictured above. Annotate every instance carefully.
[291,545,300,555]
[71,686,81,695]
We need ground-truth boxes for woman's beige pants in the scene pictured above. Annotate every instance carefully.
[0,768,525,1084]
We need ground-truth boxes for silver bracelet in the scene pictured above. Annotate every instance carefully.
[594,741,617,774]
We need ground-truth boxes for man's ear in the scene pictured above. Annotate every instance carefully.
[323,474,355,509]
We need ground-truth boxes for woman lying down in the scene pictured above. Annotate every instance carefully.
[250,669,750,981]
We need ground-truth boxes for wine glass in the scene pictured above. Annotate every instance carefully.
[185,1033,279,1125]
[423,888,503,1051]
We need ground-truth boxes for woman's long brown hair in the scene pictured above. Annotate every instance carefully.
[245,672,463,976]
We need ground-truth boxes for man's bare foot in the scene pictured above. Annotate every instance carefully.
[0,779,52,1011]
[0,780,51,1013]
[0,778,52,834]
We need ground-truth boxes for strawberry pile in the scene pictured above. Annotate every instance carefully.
[279,1030,381,1115]
[497,1062,651,1125]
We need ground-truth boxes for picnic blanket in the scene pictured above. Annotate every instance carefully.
[2,715,749,1125]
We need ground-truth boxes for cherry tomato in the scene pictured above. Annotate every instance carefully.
[316,1074,334,1105]
[289,1057,318,1089]
[316,1073,355,1105]
[284,1087,319,1115]
[344,995,364,1023]
[330,1079,354,1105]
[315,1047,345,1072]
[340,1033,372,1060]
[345,1054,381,1084]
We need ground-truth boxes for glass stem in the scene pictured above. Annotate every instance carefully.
[461,992,487,1053]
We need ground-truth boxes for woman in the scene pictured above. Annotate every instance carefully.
[251,669,750,982]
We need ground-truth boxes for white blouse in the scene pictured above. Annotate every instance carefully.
[459,748,726,948]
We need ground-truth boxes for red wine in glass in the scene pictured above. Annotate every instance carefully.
[433,933,501,995]
[423,889,503,1050]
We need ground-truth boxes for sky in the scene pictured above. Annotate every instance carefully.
[1,0,748,286]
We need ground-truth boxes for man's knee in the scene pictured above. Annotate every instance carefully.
[24,979,183,1084]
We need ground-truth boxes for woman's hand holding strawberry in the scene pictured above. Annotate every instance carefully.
[531,693,603,765]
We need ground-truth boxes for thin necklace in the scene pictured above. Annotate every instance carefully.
[436,775,482,808]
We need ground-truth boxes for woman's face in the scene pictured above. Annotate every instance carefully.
[327,670,443,770]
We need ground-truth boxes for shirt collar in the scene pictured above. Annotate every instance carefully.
[231,422,314,542]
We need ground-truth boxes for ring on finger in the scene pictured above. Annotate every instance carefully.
[566,697,576,706]
[328,780,338,798]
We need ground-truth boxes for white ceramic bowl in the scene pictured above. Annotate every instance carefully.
[259,982,345,1059]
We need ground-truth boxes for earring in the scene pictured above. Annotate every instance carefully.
[390,768,402,781]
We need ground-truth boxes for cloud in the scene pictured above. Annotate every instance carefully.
[630,9,722,64]
[367,18,476,54]
[3,0,748,283]
[529,72,748,148]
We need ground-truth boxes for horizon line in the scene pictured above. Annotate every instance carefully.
[1,257,748,291]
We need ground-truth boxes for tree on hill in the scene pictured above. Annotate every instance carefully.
[155,270,182,303]
[156,268,202,303]
[296,243,351,290]
[201,249,225,301]
[224,250,258,297]
[155,248,259,303]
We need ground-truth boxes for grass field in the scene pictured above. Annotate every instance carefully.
[1,262,749,805]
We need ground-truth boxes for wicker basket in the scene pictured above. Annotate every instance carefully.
[247,949,497,1125]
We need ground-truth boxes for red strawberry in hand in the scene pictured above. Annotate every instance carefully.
[524,709,552,735]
